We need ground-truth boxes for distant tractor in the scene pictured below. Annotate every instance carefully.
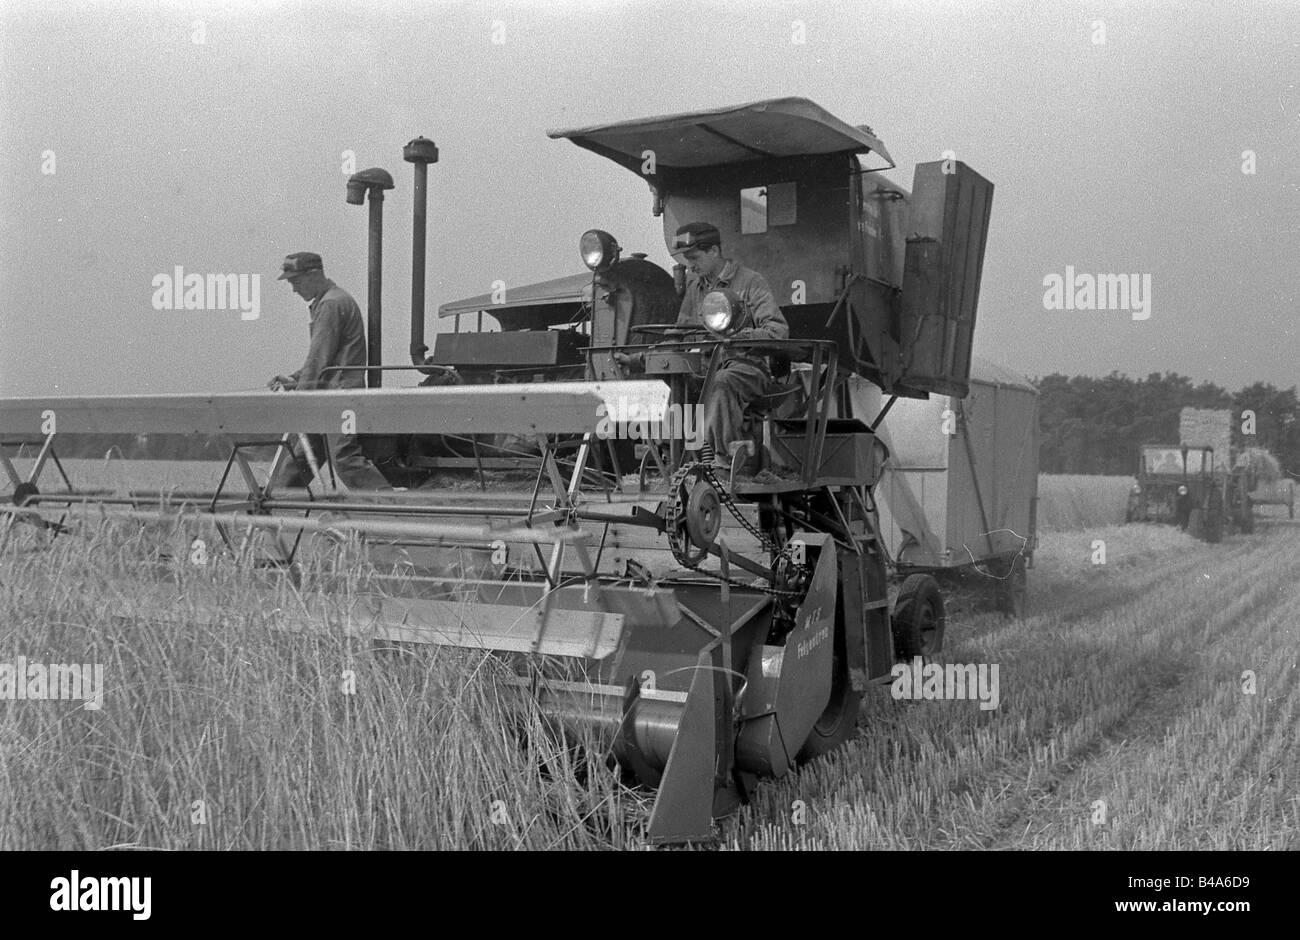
[1125,444,1252,542]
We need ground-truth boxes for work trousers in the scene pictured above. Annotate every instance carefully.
[702,361,771,462]
[272,433,391,490]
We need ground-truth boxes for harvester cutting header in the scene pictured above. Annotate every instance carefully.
[1,98,1010,844]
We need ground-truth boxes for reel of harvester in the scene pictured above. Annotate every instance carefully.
[1,369,907,846]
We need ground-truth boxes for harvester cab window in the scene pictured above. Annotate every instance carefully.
[739,182,796,234]
[741,187,767,233]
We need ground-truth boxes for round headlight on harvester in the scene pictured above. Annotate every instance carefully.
[580,229,620,272]
[700,289,745,336]
[1131,483,1142,494]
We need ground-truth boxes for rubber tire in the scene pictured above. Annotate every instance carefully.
[1204,506,1224,543]
[892,574,946,660]
[995,556,1029,619]
[1187,507,1204,539]
[795,647,862,762]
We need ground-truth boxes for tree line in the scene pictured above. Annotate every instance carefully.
[1032,371,1300,477]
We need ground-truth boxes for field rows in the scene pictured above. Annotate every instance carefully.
[727,516,1299,849]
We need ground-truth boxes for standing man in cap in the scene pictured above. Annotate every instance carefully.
[638,221,788,472]
[267,252,391,490]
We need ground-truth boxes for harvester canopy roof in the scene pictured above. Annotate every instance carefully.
[548,97,895,176]
[438,272,593,319]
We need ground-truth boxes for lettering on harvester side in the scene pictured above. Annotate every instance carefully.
[796,608,828,659]
[49,871,151,920]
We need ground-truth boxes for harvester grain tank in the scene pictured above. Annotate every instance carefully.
[1,98,1009,843]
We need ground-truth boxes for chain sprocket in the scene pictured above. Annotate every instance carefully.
[665,459,785,568]
[697,463,777,553]
[666,463,711,567]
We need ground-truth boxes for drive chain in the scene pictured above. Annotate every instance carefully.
[665,458,783,565]
[698,462,778,553]
[656,460,810,599]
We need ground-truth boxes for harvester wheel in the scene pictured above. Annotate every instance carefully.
[795,647,861,762]
[1204,507,1224,543]
[892,574,946,660]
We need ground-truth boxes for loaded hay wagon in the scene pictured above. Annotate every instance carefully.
[1236,447,1295,520]
[2,98,1012,844]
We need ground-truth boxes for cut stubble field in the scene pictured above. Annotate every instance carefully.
[1,468,1296,849]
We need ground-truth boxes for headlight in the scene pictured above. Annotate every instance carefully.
[1131,484,1142,494]
[580,229,620,272]
[700,289,745,336]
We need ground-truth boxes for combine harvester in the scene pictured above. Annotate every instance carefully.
[1,98,1011,844]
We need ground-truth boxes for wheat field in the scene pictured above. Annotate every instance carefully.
[2,470,1295,849]
[1036,474,1134,531]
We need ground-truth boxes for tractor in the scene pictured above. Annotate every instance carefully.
[1125,443,1253,541]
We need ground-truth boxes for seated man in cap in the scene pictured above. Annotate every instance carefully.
[633,222,789,473]
[267,251,391,490]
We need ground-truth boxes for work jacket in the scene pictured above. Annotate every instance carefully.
[291,280,369,390]
[675,259,788,372]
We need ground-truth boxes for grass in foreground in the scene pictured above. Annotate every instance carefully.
[0,520,643,850]
[3,475,1295,850]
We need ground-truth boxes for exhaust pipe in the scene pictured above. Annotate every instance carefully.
[403,137,439,366]
[346,167,395,388]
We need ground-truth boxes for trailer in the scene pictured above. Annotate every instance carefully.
[1237,447,1295,519]
[866,357,1039,618]
[1249,476,1295,519]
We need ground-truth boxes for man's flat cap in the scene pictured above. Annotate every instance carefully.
[277,251,324,279]
[669,222,721,255]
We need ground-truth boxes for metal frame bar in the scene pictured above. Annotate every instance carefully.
[210,438,311,565]
[0,435,72,539]
[587,337,839,481]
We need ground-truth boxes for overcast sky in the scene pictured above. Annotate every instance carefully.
[1,0,1296,397]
